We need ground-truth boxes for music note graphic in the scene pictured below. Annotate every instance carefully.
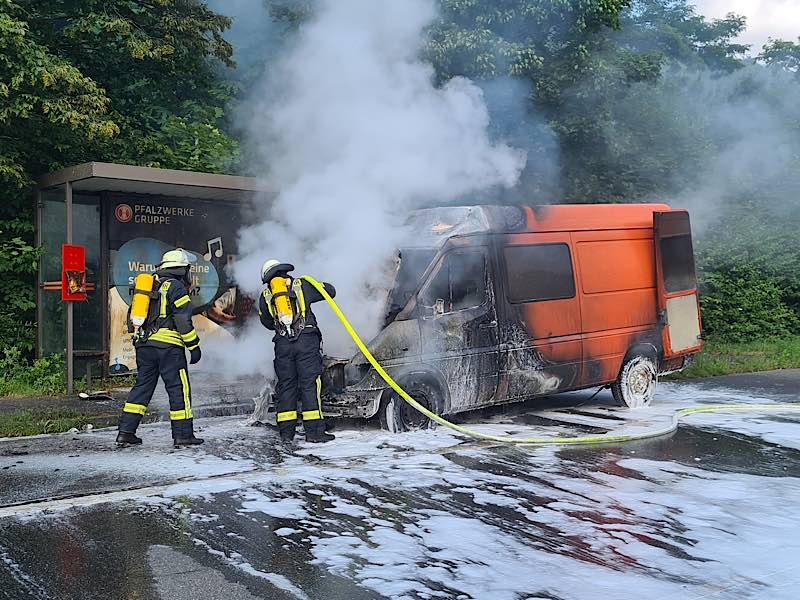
[203,237,224,260]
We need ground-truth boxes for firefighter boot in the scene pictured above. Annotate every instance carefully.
[172,419,204,448]
[305,421,335,443]
[116,431,143,446]
[278,423,296,444]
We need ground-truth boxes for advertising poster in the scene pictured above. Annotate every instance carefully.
[108,195,254,373]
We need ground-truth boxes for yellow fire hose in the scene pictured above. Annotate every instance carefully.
[303,276,800,446]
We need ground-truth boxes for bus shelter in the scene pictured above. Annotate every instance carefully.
[36,162,266,390]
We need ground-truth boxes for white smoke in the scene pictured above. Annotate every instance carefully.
[231,0,526,358]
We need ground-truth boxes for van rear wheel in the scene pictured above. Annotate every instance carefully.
[379,380,440,433]
[612,354,657,408]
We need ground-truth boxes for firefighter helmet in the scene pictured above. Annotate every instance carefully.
[159,248,197,269]
[261,259,295,283]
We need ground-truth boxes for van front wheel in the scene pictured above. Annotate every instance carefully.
[379,380,440,433]
[612,354,657,408]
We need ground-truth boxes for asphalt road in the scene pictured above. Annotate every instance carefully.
[1,373,799,600]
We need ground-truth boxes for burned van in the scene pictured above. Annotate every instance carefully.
[321,204,703,431]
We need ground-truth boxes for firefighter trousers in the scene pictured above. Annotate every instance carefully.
[118,345,197,440]
[274,331,325,437]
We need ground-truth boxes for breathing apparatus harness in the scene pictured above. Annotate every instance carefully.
[263,276,307,339]
[130,269,190,345]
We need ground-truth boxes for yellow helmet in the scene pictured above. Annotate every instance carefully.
[261,259,294,283]
[159,248,197,269]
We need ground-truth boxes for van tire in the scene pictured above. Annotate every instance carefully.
[379,380,441,433]
[612,354,657,408]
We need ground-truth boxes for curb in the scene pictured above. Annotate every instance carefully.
[0,402,256,442]
[123,401,256,425]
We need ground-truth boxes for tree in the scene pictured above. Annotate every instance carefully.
[620,0,749,72]
[758,38,800,75]
[426,1,668,201]
[424,1,754,202]
[0,0,239,356]
[19,0,240,173]
[1,0,119,352]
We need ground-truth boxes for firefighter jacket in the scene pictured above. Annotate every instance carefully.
[258,277,336,338]
[132,270,200,351]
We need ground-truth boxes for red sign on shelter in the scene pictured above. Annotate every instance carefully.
[61,244,87,301]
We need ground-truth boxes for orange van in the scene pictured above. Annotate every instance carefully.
[321,204,704,430]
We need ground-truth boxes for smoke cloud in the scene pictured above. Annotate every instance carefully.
[229,0,525,359]
[671,66,800,230]
[603,63,800,233]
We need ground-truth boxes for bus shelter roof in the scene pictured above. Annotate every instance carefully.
[37,162,268,203]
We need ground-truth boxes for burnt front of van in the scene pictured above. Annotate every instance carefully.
[320,206,524,419]
[321,235,504,419]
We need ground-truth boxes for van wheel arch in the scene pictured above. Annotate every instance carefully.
[377,370,447,433]
[624,343,659,364]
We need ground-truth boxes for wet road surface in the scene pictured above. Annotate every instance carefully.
[1,377,799,599]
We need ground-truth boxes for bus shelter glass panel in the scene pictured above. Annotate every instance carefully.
[72,198,102,353]
[39,192,102,359]
[40,192,65,355]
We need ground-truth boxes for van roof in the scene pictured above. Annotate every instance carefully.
[408,203,674,244]
[522,203,673,232]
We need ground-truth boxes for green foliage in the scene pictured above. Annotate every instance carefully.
[698,266,800,340]
[0,1,117,190]
[18,0,239,173]
[621,0,749,72]
[0,348,71,396]
[695,207,800,342]
[0,0,240,363]
[0,408,92,437]
[758,38,800,74]
[0,223,41,354]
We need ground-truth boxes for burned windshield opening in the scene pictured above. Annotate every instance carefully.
[385,248,437,324]
[421,249,487,314]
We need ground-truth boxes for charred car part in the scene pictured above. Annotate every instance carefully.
[320,205,704,427]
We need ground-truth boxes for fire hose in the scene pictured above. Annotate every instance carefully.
[303,276,800,446]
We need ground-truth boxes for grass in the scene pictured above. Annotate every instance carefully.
[0,348,136,399]
[0,408,93,438]
[0,350,77,398]
[668,336,800,380]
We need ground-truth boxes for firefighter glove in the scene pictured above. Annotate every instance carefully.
[189,346,202,365]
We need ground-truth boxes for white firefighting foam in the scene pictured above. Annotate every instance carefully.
[3,385,799,599]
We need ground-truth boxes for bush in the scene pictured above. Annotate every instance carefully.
[699,266,800,340]
[694,207,800,343]
[0,348,70,397]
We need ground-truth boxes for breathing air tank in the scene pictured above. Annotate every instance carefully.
[269,276,295,331]
[130,273,155,327]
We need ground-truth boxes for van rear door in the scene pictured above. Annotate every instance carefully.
[653,211,703,357]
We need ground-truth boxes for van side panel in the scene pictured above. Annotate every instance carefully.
[574,229,661,385]
[499,233,583,399]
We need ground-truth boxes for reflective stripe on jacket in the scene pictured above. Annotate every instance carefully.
[139,274,200,350]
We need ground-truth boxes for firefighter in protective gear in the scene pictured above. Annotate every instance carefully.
[259,259,336,443]
[116,248,204,448]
